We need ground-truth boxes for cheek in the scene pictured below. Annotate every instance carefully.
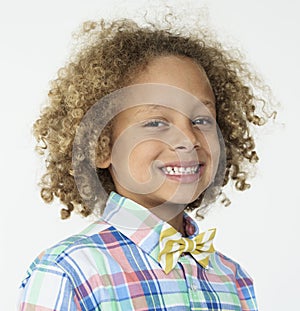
[128,142,162,182]
[199,130,219,151]
[210,136,221,163]
[110,140,165,195]
[201,131,221,174]
[210,139,221,185]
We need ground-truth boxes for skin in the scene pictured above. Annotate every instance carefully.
[98,55,218,235]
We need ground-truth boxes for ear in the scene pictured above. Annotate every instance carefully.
[96,156,111,169]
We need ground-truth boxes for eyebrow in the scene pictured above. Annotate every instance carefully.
[135,105,163,115]
[203,102,216,110]
[134,99,215,115]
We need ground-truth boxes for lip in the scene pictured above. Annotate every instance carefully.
[159,161,205,183]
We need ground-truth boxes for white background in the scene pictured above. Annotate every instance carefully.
[1,0,299,310]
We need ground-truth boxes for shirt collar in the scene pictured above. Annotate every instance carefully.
[102,192,201,264]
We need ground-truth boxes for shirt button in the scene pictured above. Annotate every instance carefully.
[191,282,198,291]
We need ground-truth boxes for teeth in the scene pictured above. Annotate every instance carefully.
[161,165,200,175]
[166,167,173,173]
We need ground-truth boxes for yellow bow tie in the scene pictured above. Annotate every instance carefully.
[158,223,216,274]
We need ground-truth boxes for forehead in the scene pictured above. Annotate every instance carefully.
[111,83,215,118]
[133,55,215,103]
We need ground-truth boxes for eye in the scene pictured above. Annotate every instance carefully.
[192,116,215,128]
[143,119,168,128]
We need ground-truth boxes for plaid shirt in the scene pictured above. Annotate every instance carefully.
[18,192,258,310]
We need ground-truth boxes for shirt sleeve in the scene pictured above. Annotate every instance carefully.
[18,259,81,311]
[235,263,258,311]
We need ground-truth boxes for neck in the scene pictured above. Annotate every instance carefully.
[168,211,185,235]
[149,203,186,235]
[114,190,187,235]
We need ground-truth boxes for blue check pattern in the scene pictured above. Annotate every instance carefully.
[18,192,258,310]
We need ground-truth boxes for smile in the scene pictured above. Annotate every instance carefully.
[161,164,200,175]
[159,162,204,183]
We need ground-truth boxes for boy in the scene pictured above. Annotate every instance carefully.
[19,18,273,310]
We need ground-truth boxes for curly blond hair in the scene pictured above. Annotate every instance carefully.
[34,18,275,219]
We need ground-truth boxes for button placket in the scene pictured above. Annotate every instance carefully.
[179,255,202,308]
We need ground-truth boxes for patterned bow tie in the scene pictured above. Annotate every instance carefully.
[158,223,216,274]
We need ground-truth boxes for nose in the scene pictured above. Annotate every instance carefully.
[170,122,201,153]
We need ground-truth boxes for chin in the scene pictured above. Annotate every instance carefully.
[165,192,201,205]
[165,183,208,204]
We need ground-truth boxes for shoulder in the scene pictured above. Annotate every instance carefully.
[211,251,254,281]
[24,219,112,277]
[18,220,112,309]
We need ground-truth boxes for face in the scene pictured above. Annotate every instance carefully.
[99,56,219,215]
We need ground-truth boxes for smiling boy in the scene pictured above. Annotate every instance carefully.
[17,18,274,310]
[98,56,220,233]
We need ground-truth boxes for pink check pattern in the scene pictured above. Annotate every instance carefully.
[18,192,258,310]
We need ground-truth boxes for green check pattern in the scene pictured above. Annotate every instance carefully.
[18,192,258,310]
